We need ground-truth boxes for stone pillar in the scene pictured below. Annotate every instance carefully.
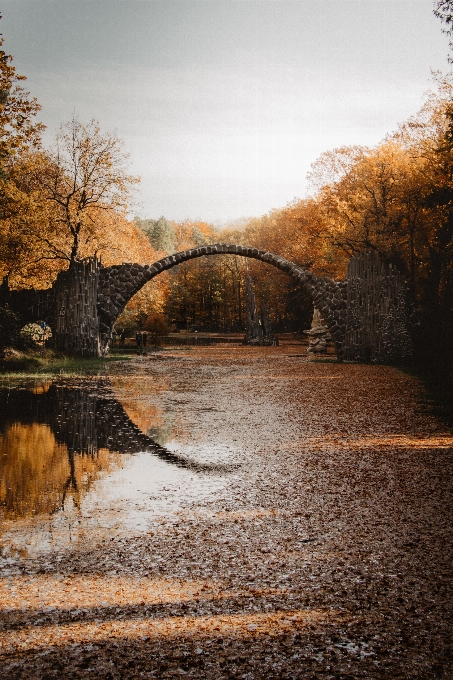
[244,273,263,345]
[53,258,102,357]
[344,252,413,362]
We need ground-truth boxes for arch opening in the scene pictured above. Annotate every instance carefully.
[97,244,347,359]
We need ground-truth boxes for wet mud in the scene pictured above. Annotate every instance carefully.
[0,345,452,678]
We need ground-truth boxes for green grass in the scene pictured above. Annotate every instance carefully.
[0,343,197,378]
[0,351,133,378]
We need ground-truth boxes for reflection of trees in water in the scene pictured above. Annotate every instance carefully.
[108,375,183,447]
[108,375,170,437]
[0,379,234,519]
[0,422,121,519]
[148,412,176,446]
[1,422,75,519]
[1,379,200,460]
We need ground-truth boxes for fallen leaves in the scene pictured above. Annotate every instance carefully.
[0,345,452,678]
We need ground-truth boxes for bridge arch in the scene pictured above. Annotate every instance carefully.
[97,244,347,358]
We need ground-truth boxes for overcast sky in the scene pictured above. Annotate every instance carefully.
[1,0,449,224]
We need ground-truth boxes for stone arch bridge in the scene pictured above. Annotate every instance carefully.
[1,244,413,363]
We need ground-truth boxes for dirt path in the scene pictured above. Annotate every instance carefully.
[1,346,452,678]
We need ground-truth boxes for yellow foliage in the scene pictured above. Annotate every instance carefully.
[0,421,123,520]
[0,423,70,518]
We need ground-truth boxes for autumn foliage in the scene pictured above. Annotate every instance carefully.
[0,20,161,293]
[0,14,453,375]
[137,76,452,365]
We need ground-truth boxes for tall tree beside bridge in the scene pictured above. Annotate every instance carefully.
[0,13,47,287]
[42,118,140,264]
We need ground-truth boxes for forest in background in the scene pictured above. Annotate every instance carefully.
[0,6,453,379]
[130,74,453,372]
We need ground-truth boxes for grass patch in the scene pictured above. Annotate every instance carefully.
[0,344,192,378]
[0,349,132,378]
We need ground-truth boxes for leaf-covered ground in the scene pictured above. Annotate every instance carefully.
[1,346,452,678]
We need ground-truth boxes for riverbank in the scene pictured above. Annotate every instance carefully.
[0,347,135,377]
[1,346,452,678]
[0,333,311,378]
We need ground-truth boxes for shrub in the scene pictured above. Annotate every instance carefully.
[143,313,171,346]
[19,322,52,348]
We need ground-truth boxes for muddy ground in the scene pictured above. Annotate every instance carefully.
[1,345,452,679]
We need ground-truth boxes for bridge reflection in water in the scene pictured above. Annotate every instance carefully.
[0,379,233,521]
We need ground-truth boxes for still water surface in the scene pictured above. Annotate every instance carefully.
[0,377,235,564]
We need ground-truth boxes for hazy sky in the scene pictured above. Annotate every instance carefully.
[1,0,449,224]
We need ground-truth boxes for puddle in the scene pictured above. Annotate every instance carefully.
[0,378,236,564]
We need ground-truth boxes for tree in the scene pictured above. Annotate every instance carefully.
[0,151,65,287]
[298,76,453,368]
[151,216,176,253]
[0,14,48,286]
[0,14,44,176]
[116,267,169,332]
[396,77,453,365]
[0,148,157,288]
[136,216,176,254]
[143,313,171,346]
[0,303,20,353]
[312,143,428,273]
[42,118,139,263]
[434,0,453,62]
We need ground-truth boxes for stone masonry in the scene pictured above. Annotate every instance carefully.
[1,245,412,362]
[97,244,347,358]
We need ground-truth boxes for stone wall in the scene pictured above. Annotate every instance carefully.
[53,258,101,356]
[344,252,413,362]
[0,278,55,328]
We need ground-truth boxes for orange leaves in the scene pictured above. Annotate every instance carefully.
[0,119,150,290]
[48,119,139,218]
[44,118,140,263]
[1,347,451,676]
[0,19,44,162]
